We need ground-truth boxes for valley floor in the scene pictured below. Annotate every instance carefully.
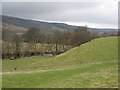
[2,36,119,88]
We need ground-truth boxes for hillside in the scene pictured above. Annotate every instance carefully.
[2,23,28,33]
[2,15,77,33]
[2,36,118,88]
[2,15,117,35]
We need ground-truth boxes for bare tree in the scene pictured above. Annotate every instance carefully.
[23,27,40,54]
[53,30,62,54]
[71,26,92,46]
[12,34,22,59]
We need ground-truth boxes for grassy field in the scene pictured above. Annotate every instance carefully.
[2,36,118,88]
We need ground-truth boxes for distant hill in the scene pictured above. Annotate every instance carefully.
[2,15,118,35]
[2,15,77,33]
[89,28,118,35]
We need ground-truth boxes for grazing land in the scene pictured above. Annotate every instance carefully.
[2,36,118,88]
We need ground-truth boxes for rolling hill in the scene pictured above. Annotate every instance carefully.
[2,15,118,35]
[2,36,118,88]
[2,15,77,33]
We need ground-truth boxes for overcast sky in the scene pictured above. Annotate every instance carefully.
[2,1,118,28]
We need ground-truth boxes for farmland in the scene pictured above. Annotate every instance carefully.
[2,36,118,88]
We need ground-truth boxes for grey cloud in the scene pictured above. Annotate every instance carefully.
[2,2,101,14]
[2,2,117,28]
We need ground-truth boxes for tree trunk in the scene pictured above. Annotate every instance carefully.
[55,43,58,54]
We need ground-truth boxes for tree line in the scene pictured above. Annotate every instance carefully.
[2,26,97,60]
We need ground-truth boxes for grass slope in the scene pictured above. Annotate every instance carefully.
[2,36,118,88]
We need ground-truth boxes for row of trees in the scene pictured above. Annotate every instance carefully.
[2,26,97,60]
